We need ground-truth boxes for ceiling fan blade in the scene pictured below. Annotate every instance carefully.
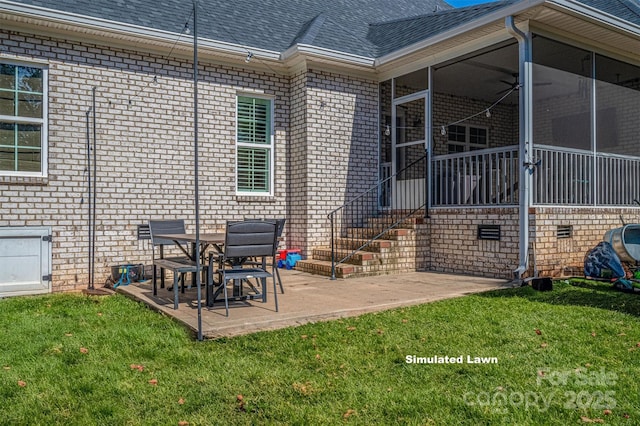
[466,60,516,76]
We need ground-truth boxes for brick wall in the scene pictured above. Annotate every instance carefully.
[418,208,520,279]
[0,29,291,291]
[301,69,379,251]
[530,207,640,277]
[0,29,382,291]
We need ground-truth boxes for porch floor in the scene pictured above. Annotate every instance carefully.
[116,269,509,339]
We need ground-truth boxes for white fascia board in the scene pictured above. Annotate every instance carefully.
[0,1,280,60]
[281,44,375,67]
[375,0,546,66]
[547,0,640,36]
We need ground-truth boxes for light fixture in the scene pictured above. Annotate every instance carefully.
[384,125,390,136]
[441,126,447,136]
[183,22,190,34]
[245,51,254,63]
[485,109,491,118]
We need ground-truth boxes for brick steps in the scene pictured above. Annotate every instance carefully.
[294,219,420,279]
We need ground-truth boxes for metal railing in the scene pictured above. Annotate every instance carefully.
[533,145,640,206]
[328,154,427,279]
[431,146,519,206]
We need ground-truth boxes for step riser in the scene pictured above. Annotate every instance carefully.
[302,218,426,279]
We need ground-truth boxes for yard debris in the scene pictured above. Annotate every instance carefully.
[347,326,356,331]
[80,347,89,354]
[603,409,612,415]
[17,380,26,387]
[178,398,185,405]
[580,416,604,423]
[535,329,542,335]
[178,421,189,426]
[343,409,356,419]
[148,379,158,386]
[130,364,144,372]
[540,342,548,348]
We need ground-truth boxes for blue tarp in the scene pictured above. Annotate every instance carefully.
[584,241,625,280]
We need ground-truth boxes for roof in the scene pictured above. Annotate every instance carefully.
[574,0,640,26]
[369,1,518,57]
[3,0,451,57]
[1,0,640,61]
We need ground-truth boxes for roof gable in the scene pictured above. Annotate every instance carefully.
[369,1,517,57]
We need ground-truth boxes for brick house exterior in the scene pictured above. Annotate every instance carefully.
[1,0,640,294]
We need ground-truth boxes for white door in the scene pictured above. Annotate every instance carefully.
[392,91,428,210]
[0,227,52,297]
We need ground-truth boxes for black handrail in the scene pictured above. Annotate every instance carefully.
[327,153,427,279]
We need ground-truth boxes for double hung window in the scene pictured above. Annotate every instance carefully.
[0,62,47,176]
[236,96,273,195]
[447,124,487,153]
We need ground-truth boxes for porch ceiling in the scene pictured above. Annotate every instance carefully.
[533,5,640,61]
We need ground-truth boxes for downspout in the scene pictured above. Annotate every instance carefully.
[506,16,532,281]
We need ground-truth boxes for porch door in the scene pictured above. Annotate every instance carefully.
[392,91,428,210]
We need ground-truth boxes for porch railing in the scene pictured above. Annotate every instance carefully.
[328,154,427,279]
[431,146,519,207]
[533,145,640,206]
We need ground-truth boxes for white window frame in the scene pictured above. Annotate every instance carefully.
[447,124,488,153]
[235,94,274,196]
[0,59,48,177]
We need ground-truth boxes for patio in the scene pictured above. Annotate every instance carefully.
[116,268,509,339]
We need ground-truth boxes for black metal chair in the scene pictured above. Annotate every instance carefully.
[210,220,279,316]
[148,219,192,298]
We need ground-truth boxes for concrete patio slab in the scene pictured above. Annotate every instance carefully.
[117,269,510,339]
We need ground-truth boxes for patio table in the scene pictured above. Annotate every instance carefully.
[154,232,267,307]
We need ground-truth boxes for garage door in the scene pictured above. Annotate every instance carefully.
[0,227,52,297]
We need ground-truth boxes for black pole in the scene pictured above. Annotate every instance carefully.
[91,87,97,290]
[424,147,430,219]
[193,0,202,341]
[86,109,92,289]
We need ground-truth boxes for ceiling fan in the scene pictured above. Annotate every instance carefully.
[497,73,553,95]
[497,74,521,95]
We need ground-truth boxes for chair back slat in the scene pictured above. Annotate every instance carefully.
[149,219,186,246]
[224,220,277,260]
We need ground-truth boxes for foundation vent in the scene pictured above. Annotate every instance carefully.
[477,224,501,241]
[557,225,573,239]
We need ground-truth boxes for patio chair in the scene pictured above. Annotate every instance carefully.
[240,218,286,294]
[211,220,279,317]
[148,219,192,298]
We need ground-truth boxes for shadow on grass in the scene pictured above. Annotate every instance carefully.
[479,278,640,317]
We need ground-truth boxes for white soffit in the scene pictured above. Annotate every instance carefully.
[532,6,640,60]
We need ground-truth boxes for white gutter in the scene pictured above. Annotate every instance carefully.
[505,15,533,281]
[547,0,640,36]
[375,0,546,66]
[0,0,280,60]
[280,43,375,67]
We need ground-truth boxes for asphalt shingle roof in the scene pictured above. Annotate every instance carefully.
[369,1,517,57]
[9,0,451,57]
[4,0,640,58]
[575,0,640,25]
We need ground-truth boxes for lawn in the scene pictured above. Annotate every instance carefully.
[1,279,639,425]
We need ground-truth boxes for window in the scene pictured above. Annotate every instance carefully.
[236,95,273,195]
[447,124,487,153]
[0,62,47,176]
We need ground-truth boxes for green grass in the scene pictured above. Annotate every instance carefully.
[1,279,640,425]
